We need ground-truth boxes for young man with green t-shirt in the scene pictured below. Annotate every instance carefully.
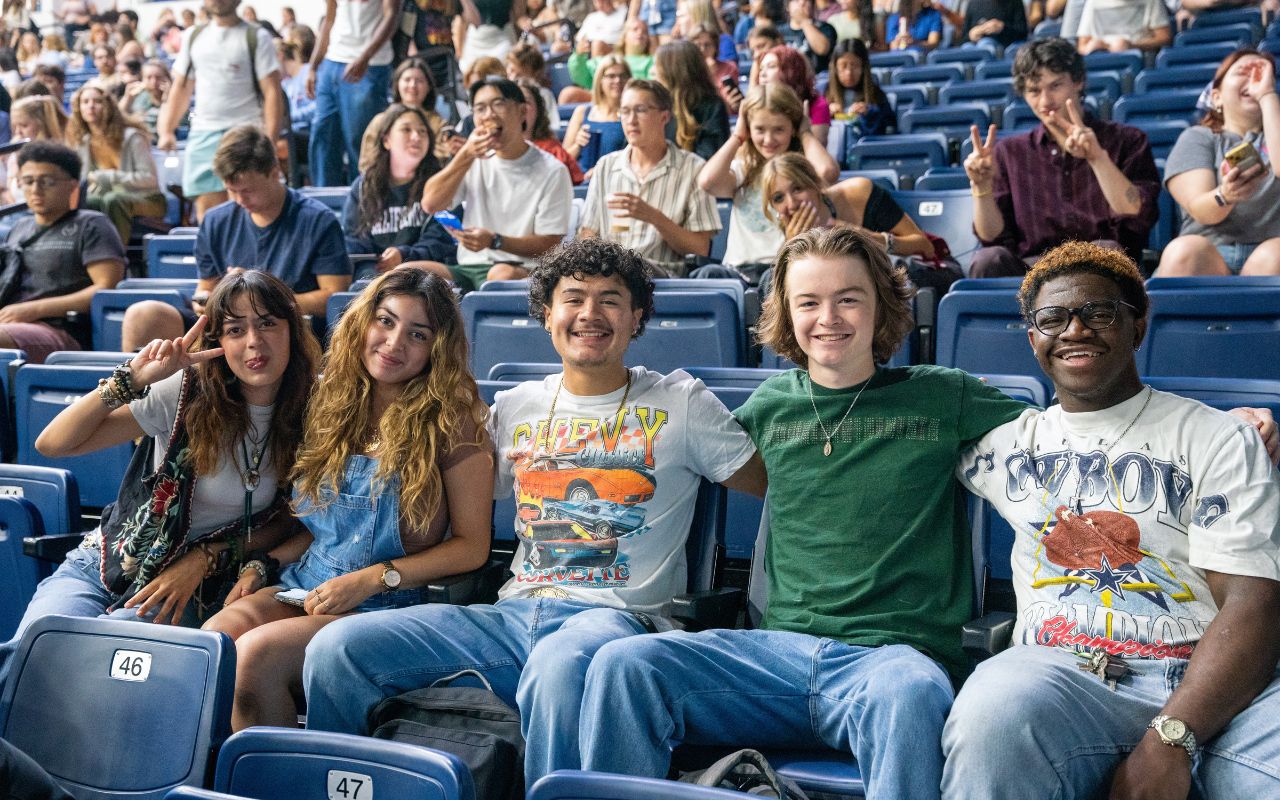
[577,227,1029,799]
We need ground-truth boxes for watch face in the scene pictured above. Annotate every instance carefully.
[1160,719,1187,740]
[384,568,402,589]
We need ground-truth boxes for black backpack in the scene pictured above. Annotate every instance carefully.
[369,670,525,800]
[680,749,811,799]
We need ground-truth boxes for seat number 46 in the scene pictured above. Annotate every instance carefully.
[328,770,373,800]
[109,649,152,682]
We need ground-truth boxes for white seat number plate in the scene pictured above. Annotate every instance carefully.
[109,649,152,682]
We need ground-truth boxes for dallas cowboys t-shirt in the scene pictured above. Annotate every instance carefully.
[490,368,756,614]
[958,388,1280,659]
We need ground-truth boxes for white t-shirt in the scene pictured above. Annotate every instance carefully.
[1077,0,1169,41]
[453,144,573,264]
[173,21,281,132]
[328,0,395,67]
[491,368,756,614]
[579,6,628,45]
[131,371,280,541]
[724,159,785,267]
[959,388,1280,660]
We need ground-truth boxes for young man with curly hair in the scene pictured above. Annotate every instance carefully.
[302,237,766,788]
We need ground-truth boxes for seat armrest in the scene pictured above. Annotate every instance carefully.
[962,611,1015,661]
[425,559,507,605]
[669,587,744,632]
[23,532,85,564]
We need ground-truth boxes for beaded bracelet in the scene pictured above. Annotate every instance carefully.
[238,559,269,584]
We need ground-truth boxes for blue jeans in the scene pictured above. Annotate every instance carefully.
[308,59,391,186]
[302,597,652,787]
[0,545,185,685]
[942,645,1280,798]
[579,629,954,799]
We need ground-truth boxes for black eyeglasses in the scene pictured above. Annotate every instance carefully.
[1030,299,1138,336]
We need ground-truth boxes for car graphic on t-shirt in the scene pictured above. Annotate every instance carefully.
[519,519,620,569]
[541,498,648,538]
[518,456,655,505]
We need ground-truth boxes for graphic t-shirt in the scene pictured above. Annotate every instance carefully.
[491,368,756,614]
[959,388,1280,660]
[735,366,1026,680]
[724,159,784,267]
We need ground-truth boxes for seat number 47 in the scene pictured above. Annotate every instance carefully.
[328,770,373,800]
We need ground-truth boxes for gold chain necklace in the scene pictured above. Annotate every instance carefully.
[543,369,633,453]
[807,370,874,457]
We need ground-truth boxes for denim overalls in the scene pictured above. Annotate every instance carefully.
[279,455,425,611]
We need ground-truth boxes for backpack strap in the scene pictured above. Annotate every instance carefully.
[184,21,264,105]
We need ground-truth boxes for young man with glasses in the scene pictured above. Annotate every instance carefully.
[0,141,125,362]
[964,38,1160,277]
[421,76,573,290]
[944,241,1280,798]
[579,79,721,276]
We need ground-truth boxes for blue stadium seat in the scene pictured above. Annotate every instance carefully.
[1139,288,1280,379]
[550,61,573,96]
[709,199,733,262]
[1033,18,1061,37]
[91,288,192,351]
[1133,64,1219,94]
[914,168,971,191]
[935,289,1044,379]
[881,83,929,111]
[1112,89,1202,125]
[869,50,921,69]
[529,771,749,800]
[889,64,965,86]
[1134,119,1189,160]
[898,103,990,145]
[1144,377,1280,417]
[627,292,746,370]
[462,291,559,378]
[973,373,1051,407]
[1002,96,1099,131]
[974,59,1014,81]
[1191,6,1262,32]
[1155,42,1238,69]
[1260,36,1280,55]
[325,290,361,336]
[948,277,1022,291]
[0,464,80,539]
[0,496,45,640]
[684,366,782,388]
[486,362,555,381]
[1085,72,1123,107]
[1084,50,1144,81]
[890,188,980,268]
[1173,23,1255,48]
[845,134,948,187]
[927,47,995,70]
[15,364,132,508]
[0,615,234,800]
[298,186,347,218]
[1149,176,1180,253]
[165,790,250,800]
[478,277,747,324]
[937,79,1016,113]
[213,728,474,800]
[144,234,197,279]
[1145,275,1280,290]
[45,350,134,366]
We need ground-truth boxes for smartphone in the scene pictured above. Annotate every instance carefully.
[434,210,464,230]
[721,76,738,92]
[275,587,308,607]
[1224,140,1262,172]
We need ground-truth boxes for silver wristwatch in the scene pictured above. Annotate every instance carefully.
[1149,715,1196,758]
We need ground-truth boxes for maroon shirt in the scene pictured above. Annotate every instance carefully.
[982,116,1160,261]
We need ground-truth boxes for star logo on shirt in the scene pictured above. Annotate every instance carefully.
[1082,554,1140,600]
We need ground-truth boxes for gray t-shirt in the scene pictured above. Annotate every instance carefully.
[9,209,125,307]
[130,371,280,541]
[1164,125,1280,245]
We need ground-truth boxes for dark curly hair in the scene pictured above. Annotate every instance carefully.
[758,226,914,366]
[1018,241,1149,321]
[528,238,656,337]
[1012,37,1085,95]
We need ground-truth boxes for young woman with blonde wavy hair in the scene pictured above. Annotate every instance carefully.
[203,266,495,732]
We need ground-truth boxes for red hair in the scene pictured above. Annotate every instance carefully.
[766,45,816,103]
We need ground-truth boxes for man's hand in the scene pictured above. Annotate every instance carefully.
[157,131,178,151]
[964,124,998,190]
[305,67,317,100]
[1229,406,1279,464]
[447,226,498,252]
[343,57,369,83]
[464,125,498,160]
[0,301,42,324]
[606,192,660,225]
[1108,733,1192,800]
[1046,98,1101,162]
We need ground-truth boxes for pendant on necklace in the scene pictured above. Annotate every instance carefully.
[244,470,260,492]
[823,440,832,457]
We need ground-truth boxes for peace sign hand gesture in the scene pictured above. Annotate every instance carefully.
[129,315,226,390]
[1047,98,1100,163]
[964,124,998,191]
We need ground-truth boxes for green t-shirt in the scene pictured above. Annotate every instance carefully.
[734,365,1027,681]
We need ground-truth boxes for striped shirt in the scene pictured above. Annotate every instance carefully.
[582,142,722,276]
[986,117,1160,262]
